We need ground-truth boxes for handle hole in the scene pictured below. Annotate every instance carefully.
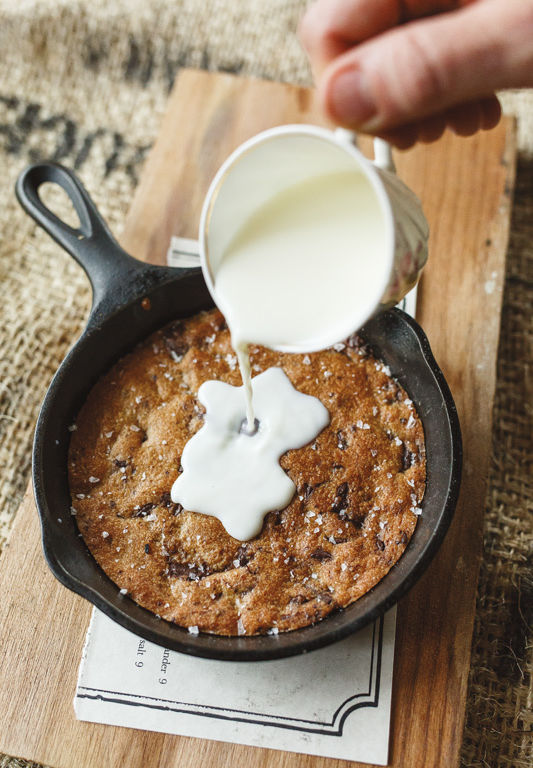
[38,182,82,231]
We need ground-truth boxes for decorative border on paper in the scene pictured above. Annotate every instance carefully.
[75,616,383,737]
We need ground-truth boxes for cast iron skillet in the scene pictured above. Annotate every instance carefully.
[16,161,462,661]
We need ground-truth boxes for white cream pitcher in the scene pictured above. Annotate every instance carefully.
[197,124,429,354]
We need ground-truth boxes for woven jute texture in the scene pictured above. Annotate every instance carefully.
[0,2,531,766]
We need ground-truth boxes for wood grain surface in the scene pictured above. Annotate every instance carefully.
[0,70,516,768]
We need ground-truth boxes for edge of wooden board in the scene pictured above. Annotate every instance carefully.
[0,70,517,768]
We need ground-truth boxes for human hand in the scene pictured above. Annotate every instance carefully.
[299,0,533,147]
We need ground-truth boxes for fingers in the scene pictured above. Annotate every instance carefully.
[377,96,502,149]
[299,0,465,76]
[317,0,533,133]
[299,0,402,75]
[478,96,502,131]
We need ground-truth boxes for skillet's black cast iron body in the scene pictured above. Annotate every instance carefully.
[16,162,462,661]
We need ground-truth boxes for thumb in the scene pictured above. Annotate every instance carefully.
[321,0,533,131]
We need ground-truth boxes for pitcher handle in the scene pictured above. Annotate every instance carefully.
[334,128,395,173]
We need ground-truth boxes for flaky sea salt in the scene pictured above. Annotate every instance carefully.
[188,625,199,635]
[225,353,237,370]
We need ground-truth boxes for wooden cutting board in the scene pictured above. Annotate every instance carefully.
[0,70,516,768]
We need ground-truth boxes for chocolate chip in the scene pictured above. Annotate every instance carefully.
[289,594,312,605]
[331,482,349,515]
[376,538,385,551]
[310,547,332,562]
[163,322,189,362]
[133,502,155,518]
[300,482,314,500]
[212,315,227,331]
[401,446,417,471]
[167,560,190,578]
[113,459,127,468]
[144,543,150,554]
[337,430,348,450]
[346,333,372,357]
[383,380,401,404]
[167,559,207,580]
[399,531,408,545]
[317,591,334,604]
[233,545,254,568]
[159,491,182,515]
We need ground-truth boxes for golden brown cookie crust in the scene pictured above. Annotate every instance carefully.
[69,309,426,636]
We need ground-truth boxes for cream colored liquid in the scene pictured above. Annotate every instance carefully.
[171,368,329,541]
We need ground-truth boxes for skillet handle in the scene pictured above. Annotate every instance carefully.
[15,162,143,307]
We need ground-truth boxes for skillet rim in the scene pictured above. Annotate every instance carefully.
[32,280,462,661]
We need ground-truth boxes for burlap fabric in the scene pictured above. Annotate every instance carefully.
[0,2,531,766]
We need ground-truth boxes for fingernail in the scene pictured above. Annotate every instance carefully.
[329,68,377,128]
